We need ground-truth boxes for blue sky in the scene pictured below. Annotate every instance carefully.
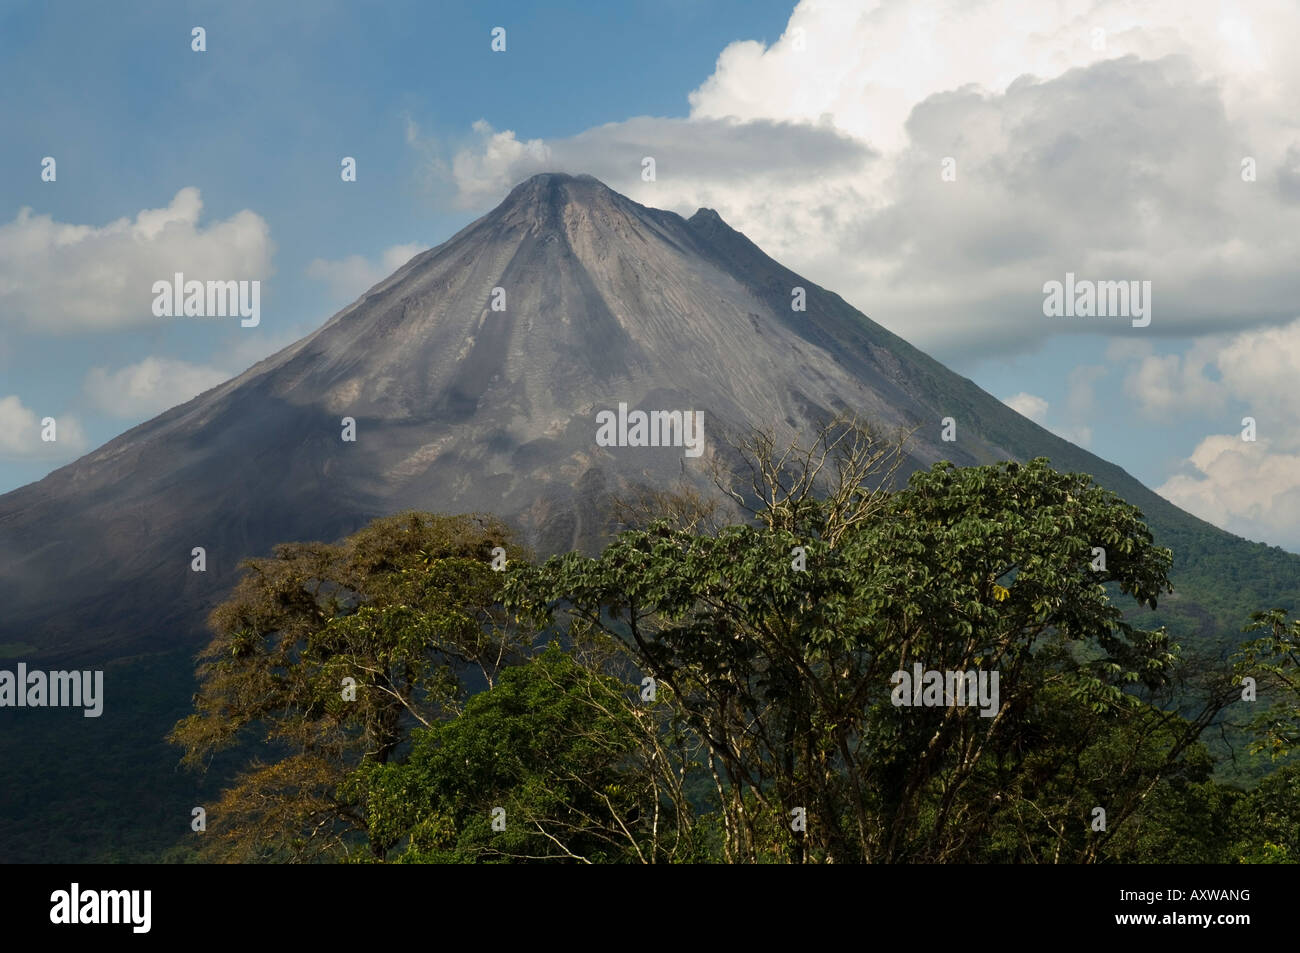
[3,0,1299,551]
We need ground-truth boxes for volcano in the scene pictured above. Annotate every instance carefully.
[2,172,1297,860]
[0,173,1031,657]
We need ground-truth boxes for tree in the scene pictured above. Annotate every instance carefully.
[1228,763,1300,863]
[351,640,704,863]
[506,419,1215,862]
[165,425,1265,864]
[168,511,531,862]
[1234,608,1300,757]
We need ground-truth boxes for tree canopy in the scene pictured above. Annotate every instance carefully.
[170,425,1297,863]
[169,511,530,861]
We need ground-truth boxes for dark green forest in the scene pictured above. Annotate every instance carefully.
[158,424,1300,863]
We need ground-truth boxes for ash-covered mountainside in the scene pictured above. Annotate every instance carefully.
[0,172,1291,661]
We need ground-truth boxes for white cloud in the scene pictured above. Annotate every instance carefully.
[83,357,230,418]
[306,243,425,301]
[1003,371,1102,446]
[451,120,553,208]
[1121,318,1300,428]
[1116,316,1300,542]
[429,0,1300,360]
[1055,424,1094,448]
[0,189,274,334]
[0,395,87,460]
[1158,435,1300,548]
[1002,392,1049,423]
[442,116,871,214]
[78,319,318,423]
[1124,350,1220,418]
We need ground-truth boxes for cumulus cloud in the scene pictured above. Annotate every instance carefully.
[1055,424,1094,448]
[449,120,554,208]
[1002,392,1049,423]
[0,395,87,460]
[1122,318,1300,428]
[429,0,1300,359]
[306,243,425,301]
[1002,379,1098,447]
[443,116,872,211]
[1124,346,1226,418]
[83,357,230,418]
[79,319,318,422]
[1158,435,1300,548]
[0,188,274,334]
[1112,316,1300,542]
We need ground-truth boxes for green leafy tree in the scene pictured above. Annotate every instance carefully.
[351,642,703,862]
[168,512,530,861]
[1234,608,1300,757]
[506,422,1220,863]
[1228,763,1300,863]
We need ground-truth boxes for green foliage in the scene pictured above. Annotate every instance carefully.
[167,511,530,861]
[1233,608,1300,758]
[1228,764,1300,863]
[161,454,1300,864]
[350,644,697,863]
[505,458,1208,862]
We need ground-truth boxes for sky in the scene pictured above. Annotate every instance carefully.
[3,0,1299,551]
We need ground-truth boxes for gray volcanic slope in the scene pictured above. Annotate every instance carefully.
[0,172,1295,664]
